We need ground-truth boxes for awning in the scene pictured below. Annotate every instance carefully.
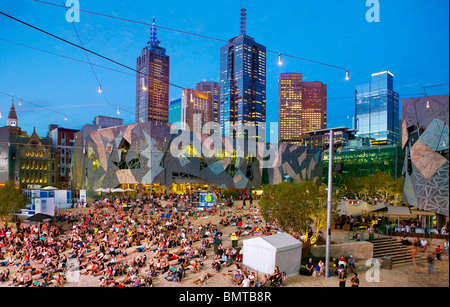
[410,210,435,216]
[387,206,412,216]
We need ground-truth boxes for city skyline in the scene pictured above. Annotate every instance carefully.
[0,0,448,137]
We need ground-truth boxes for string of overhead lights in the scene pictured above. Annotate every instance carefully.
[0,91,115,124]
[0,36,439,109]
[28,0,447,90]
[29,0,353,80]
[1,4,447,119]
[58,0,131,117]
[0,11,186,92]
[0,91,68,120]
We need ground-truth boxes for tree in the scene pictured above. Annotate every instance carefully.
[259,181,337,240]
[0,181,28,228]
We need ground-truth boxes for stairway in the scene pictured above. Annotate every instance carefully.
[369,237,418,266]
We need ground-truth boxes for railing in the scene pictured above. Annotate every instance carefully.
[373,227,389,239]
[386,227,449,240]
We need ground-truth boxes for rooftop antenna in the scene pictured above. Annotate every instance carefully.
[150,17,160,47]
[240,0,247,35]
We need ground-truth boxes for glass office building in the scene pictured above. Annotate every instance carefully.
[136,20,170,124]
[219,34,266,141]
[196,81,220,123]
[355,71,400,146]
[168,98,182,130]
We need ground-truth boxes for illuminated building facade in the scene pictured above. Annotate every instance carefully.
[401,94,449,217]
[278,73,327,145]
[168,98,182,130]
[71,121,323,198]
[355,71,400,146]
[302,81,327,134]
[181,89,212,132]
[48,125,79,189]
[196,81,220,123]
[136,19,170,123]
[219,8,266,140]
[0,102,57,189]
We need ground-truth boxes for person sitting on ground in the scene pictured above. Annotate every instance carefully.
[269,266,281,284]
[400,236,410,246]
[305,258,314,276]
[420,238,428,253]
[192,272,213,285]
[211,261,221,273]
[255,274,268,287]
[348,255,356,273]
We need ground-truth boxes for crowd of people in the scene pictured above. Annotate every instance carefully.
[1,193,447,288]
[0,195,279,287]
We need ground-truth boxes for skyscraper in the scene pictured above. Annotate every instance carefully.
[168,98,182,130]
[136,19,170,124]
[219,7,266,141]
[355,71,400,146]
[196,81,220,123]
[181,89,212,133]
[278,73,327,145]
[278,73,303,145]
[302,81,327,133]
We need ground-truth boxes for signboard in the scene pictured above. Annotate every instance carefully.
[79,190,87,203]
[199,193,216,208]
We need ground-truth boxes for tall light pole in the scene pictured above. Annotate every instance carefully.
[325,129,334,278]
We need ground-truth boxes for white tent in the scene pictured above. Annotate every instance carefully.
[242,233,302,277]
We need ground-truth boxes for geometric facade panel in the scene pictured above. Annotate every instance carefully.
[419,118,449,152]
[401,94,449,217]
[71,121,324,197]
[410,140,447,179]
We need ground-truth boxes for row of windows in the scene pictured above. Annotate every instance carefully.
[20,172,49,184]
[21,161,49,170]
[25,150,44,157]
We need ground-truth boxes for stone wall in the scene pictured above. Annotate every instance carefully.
[311,241,373,261]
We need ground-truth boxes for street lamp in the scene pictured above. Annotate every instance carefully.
[323,127,349,277]
[325,129,334,277]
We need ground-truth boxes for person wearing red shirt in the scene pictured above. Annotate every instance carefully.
[435,245,442,262]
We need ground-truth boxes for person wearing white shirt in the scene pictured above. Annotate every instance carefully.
[241,273,251,287]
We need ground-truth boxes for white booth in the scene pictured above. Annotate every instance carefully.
[242,232,303,277]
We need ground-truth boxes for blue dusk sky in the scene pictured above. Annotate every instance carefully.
[0,0,448,137]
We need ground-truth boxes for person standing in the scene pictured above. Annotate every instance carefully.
[444,240,449,259]
[427,253,436,275]
[350,273,360,287]
[368,225,375,241]
[411,246,418,273]
[435,245,442,262]
[338,270,347,287]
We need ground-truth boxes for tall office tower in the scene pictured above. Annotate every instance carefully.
[196,81,220,123]
[302,81,327,133]
[355,71,400,146]
[136,19,170,123]
[181,89,212,132]
[278,73,327,145]
[219,7,266,141]
[278,73,303,145]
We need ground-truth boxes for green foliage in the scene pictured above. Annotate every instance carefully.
[342,171,404,201]
[0,181,28,227]
[221,190,239,199]
[260,181,336,237]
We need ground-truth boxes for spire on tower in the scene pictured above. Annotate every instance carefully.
[240,0,247,35]
[8,99,18,120]
[150,17,160,47]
